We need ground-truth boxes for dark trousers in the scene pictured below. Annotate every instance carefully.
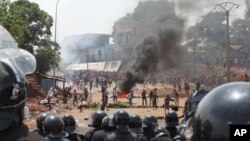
[113,98,118,103]
[152,100,157,109]
[149,98,152,106]
[142,97,147,106]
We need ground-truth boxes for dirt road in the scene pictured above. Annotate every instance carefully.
[25,82,190,133]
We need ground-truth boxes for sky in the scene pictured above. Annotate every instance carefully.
[29,0,246,43]
[30,0,140,43]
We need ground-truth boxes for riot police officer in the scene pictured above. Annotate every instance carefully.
[44,115,69,141]
[62,114,84,141]
[183,82,250,141]
[142,115,158,140]
[165,110,179,139]
[101,115,116,132]
[105,110,138,141]
[0,25,42,141]
[129,114,143,135]
[129,114,147,141]
[34,112,50,137]
[151,127,172,141]
[85,110,108,141]
[92,115,116,141]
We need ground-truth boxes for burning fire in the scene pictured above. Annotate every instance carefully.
[118,91,127,99]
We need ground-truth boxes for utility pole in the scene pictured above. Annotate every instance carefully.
[112,48,114,61]
[53,0,61,88]
[193,46,196,82]
[87,48,89,71]
[215,2,239,82]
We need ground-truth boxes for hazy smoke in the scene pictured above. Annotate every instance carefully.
[60,34,103,65]
[175,0,245,26]
[121,14,184,93]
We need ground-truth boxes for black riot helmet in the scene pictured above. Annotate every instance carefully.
[154,127,170,138]
[113,109,130,132]
[101,115,116,131]
[36,112,50,131]
[129,114,143,134]
[143,115,158,128]
[101,116,110,129]
[165,110,179,127]
[62,114,77,135]
[0,25,36,131]
[184,82,250,141]
[44,115,65,138]
[88,110,108,128]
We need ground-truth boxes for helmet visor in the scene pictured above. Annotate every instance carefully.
[0,25,36,75]
[0,49,36,75]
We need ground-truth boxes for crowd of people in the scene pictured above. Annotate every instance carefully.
[65,70,123,91]
[60,73,194,113]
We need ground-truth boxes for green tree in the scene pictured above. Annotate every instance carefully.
[231,19,250,45]
[35,40,60,74]
[186,12,226,48]
[0,0,60,74]
[129,0,175,23]
[114,0,176,42]
[204,42,221,51]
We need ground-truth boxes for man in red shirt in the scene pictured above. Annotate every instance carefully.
[141,89,147,106]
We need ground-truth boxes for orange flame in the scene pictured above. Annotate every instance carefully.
[118,91,127,99]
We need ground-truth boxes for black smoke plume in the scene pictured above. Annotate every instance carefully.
[120,15,184,93]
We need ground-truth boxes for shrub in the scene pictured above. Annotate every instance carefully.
[116,101,129,108]
[90,102,100,109]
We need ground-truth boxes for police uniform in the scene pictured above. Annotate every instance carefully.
[150,134,172,141]
[165,110,179,139]
[17,132,47,141]
[92,115,116,141]
[104,130,138,141]
[45,136,70,141]
[142,115,158,141]
[85,127,101,141]
[1,123,29,141]
[151,127,172,141]
[143,128,155,140]
[33,129,47,137]
[104,110,138,141]
[85,111,108,141]
[66,133,85,141]
[62,114,84,141]
[166,127,177,139]
[137,134,148,141]
[129,114,147,141]
[92,130,110,141]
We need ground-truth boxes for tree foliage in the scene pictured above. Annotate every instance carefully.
[0,0,60,74]
[114,0,176,37]
[125,0,176,24]
[186,12,226,49]
[35,41,60,74]
[231,19,250,46]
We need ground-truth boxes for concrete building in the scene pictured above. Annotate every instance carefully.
[61,33,114,64]
[113,19,139,60]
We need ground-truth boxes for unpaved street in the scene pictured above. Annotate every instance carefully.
[25,82,190,133]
